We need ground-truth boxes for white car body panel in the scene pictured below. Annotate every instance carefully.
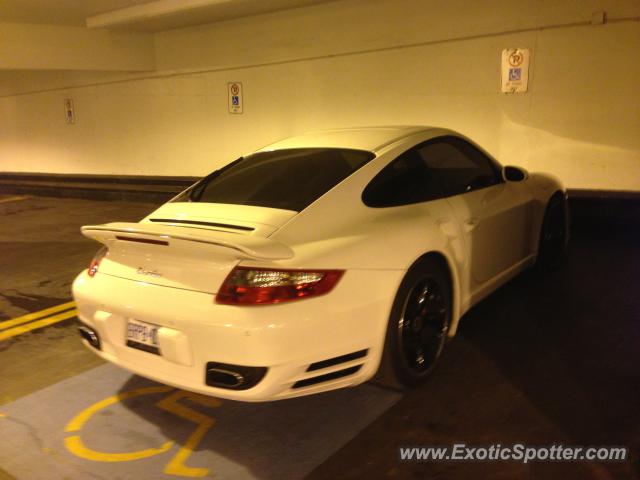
[257,126,428,152]
[72,126,565,401]
[73,267,402,401]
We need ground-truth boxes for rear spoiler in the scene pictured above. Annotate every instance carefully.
[81,222,294,260]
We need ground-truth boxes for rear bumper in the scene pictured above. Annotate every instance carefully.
[72,268,402,401]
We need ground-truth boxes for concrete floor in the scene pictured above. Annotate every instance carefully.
[309,222,640,479]
[0,195,157,403]
[0,195,638,479]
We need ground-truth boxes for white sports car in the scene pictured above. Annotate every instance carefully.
[72,126,568,401]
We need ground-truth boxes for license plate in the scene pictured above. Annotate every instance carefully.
[126,319,159,349]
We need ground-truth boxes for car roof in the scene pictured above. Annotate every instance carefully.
[256,126,441,153]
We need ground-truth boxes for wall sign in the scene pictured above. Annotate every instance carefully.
[64,98,76,124]
[228,82,243,114]
[501,48,530,93]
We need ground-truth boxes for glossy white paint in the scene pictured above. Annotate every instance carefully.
[73,126,564,401]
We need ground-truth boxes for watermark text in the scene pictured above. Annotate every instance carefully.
[398,444,628,464]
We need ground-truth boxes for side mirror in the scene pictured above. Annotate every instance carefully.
[502,165,528,182]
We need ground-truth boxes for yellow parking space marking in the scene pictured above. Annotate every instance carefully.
[65,435,174,463]
[0,195,29,204]
[0,308,78,341]
[65,386,174,432]
[0,301,76,331]
[65,386,222,477]
[156,391,222,477]
[65,386,176,462]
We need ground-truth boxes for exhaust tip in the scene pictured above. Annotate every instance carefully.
[205,362,267,390]
[78,325,101,350]
[206,368,245,388]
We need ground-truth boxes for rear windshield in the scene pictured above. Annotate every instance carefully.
[174,148,375,212]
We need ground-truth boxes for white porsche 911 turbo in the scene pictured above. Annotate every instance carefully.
[72,126,568,401]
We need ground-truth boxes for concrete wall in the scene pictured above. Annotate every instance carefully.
[0,22,155,71]
[0,0,638,190]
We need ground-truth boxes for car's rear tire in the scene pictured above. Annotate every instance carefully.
[536,194,568,270]
[375,256,452,389]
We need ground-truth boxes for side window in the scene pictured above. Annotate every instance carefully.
[362,136,503,208]
[417,137,502,196]
[361,147,445,207]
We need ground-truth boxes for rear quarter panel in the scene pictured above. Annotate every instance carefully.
[264,133,469,333]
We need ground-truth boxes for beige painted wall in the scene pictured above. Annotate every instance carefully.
[0,22,155,71]
[0,0,638,191]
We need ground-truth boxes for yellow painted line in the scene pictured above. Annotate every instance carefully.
[0,413,6,418]
[65,435,174,462]
[0,195,29,204]
[65,386,175,462]
[0,308,78,341]
[65,386,174,432]
[0,301,76,331]
[156,390,222,477]
[65,387,222,475]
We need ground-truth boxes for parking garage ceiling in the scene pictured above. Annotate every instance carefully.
[0,0,342,74]
[0,0,340,31]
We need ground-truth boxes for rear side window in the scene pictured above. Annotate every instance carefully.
[175,148,374,212]
[362,136,502,207]
[419,137,501,196]
[361,148,445,207]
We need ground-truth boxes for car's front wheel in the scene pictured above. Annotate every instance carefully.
[536,194,568,270]
[376,256,451,389]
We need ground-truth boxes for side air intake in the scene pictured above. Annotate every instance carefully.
[292,365,362,389]
[306,349,368,372]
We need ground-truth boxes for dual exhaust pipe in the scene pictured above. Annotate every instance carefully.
[78,324,101,350]
[205,362,267,390]
[77,325,265,391]
[206,368,246,388]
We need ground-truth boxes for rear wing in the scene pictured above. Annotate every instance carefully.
[81,222,294,260]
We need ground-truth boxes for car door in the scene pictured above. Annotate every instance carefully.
[415,137,534,288]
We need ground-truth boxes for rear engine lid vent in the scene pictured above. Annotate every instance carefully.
[141,202,298,237]
[149,218,254,233]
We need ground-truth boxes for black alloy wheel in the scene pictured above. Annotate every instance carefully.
[376,256,451,388]
[398,277,448,376]
[537,195,567,269]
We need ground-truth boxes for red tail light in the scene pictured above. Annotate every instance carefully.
[87,247,108,277]
[216,267,344,305]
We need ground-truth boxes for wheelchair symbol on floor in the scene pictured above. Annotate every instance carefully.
[64,386,222,478]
